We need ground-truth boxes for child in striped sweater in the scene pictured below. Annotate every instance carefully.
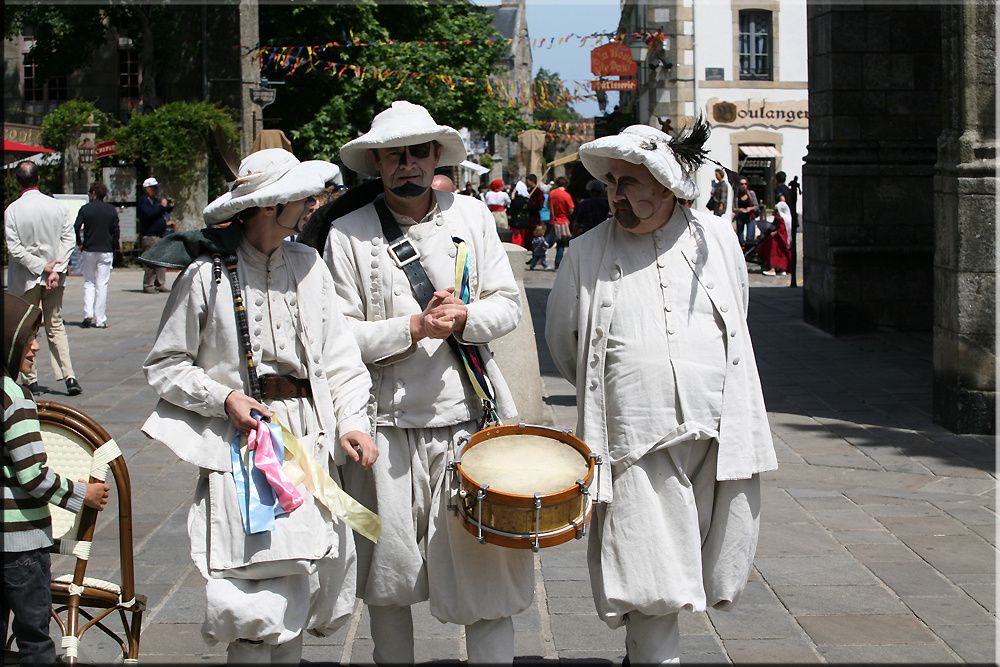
[3,292,109,665]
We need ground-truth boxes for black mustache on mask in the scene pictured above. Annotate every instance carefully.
[390,182,429,198]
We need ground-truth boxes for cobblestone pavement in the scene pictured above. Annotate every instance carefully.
[28,262,995,665]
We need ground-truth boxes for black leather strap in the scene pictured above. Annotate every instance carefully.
[373,196,436,310]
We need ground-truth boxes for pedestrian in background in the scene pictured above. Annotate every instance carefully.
[527,223,550,270]
[508,180,530,247]
[432,174,457,193]
[526,173,545,252]
[733,177,758,246]
[547,176,574,269]
[3,292,109,665]
[459,181,477,197]
[137,177,173,293]
[484,178,511,233]
[74,181,120,329]
[572,179,610,237]
[3,161,82,396]
[709,168,729,216]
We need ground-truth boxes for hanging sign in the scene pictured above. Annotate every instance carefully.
[590,43,637,77]
[592,78,638,91]
[95,141,117,159]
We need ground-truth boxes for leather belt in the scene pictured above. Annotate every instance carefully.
[259,374,312,401]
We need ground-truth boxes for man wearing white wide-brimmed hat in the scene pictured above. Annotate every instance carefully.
[142,148,378,664]
[324,101,533,664]
[545,122,777,664]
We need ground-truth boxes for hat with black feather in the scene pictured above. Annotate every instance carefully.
[579,117,711,201]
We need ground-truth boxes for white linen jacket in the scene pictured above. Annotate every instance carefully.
[324,190,520,426]
[142,242,372,470]
[546,207,777,502]
[4,189,75,294]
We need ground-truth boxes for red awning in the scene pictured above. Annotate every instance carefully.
[3,140,55,153]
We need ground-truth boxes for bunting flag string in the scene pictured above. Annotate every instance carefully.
[247,30,665,56]
[258,50,599,110]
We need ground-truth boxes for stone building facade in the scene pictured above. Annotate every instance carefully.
[804,4,994,434]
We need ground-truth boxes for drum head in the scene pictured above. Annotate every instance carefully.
[457,424,593,503]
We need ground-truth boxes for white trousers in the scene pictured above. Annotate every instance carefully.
[81,251,113,325]
[625,611,680,665]
[226,633,303,664]
[369,605,514,665]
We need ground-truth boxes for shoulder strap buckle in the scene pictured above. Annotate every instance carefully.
[387,237,421,267]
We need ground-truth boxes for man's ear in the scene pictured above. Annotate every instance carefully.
[433,141,442,164]
[369,148,381,169]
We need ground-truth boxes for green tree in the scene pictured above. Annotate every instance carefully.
[114,101,238,186]
[259,0,529,162]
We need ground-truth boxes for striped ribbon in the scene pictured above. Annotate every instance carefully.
[453,239,499,427]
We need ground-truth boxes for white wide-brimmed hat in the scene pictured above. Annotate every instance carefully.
[579,125,698,200]
[203,148,340,225]
[142,177,159,188]
[339,101,467,177]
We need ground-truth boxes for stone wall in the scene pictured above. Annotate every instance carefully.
[803,5,942,335]
[932,3,996,434]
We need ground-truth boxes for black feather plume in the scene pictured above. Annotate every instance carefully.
[668,115,711,174]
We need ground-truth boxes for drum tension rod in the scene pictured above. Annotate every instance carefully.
[591,453,604,504]
[532,493,542,552]
[575,479,590,539]
[476,485,489,544]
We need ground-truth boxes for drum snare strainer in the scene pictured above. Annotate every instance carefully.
[449,423,603,551]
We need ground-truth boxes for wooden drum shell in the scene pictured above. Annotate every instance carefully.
[454,424,595,549]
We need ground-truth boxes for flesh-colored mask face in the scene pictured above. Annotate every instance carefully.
[275,198,309,234]
[372,142,440,199]
[605,158,675,235]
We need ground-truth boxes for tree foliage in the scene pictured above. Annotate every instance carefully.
[40,100,114,151]
[115,102,238,185]
[259,1,529,162]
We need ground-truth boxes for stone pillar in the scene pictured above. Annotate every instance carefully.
[803,5,942,334]
[932,3,996,434]
[491,243,545,424]
[157,154,208,233]
[239,0,260,156]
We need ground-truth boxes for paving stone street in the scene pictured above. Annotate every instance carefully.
[29,259,996,665]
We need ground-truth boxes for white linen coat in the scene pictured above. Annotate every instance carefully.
[323,190,520,427]
[4,189,75,294]
[545,207,776,502]
[142,241,371,473]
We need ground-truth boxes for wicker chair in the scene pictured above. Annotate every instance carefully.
[19,401,146,664]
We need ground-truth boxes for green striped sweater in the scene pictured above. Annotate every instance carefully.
[3,375,84,552]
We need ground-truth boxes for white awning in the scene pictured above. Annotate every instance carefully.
[459,159,490,175]
[739,145,780,158]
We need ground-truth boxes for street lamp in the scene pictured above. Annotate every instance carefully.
[78,137,96,165]
[628,35,648,64]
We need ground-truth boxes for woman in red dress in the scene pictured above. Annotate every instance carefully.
[757,195,791,276]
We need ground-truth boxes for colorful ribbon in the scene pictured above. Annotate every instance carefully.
[452,239,499,426]
[230,413,381,542]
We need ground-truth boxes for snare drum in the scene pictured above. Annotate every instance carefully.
[451,424,602,550]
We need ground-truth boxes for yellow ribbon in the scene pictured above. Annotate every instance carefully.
[245,421,382,543]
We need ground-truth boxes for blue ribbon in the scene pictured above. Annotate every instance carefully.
[229,412,289,535]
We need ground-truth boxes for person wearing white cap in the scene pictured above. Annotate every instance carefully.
[141,148,379,663]
[137,176,174,293]
[324,101,533,664]
[545,121,777,665]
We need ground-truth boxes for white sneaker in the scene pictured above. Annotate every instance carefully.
[762,269,777,276]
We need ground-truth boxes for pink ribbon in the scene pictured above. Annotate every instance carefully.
[247,419,305,513]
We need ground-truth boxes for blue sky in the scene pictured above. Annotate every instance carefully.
[476,0,623,119]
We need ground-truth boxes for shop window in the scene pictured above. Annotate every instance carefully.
[739,10,772,81]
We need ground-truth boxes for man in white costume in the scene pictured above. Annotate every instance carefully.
[545,123,777,665]
[324,101,534,664]
[142,148,378,664]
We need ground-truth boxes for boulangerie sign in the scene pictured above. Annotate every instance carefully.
[707,98,809,129]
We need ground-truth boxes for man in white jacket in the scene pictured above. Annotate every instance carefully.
[545,123,777,665]
[324,101,534,664]
[3,161,81,395]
